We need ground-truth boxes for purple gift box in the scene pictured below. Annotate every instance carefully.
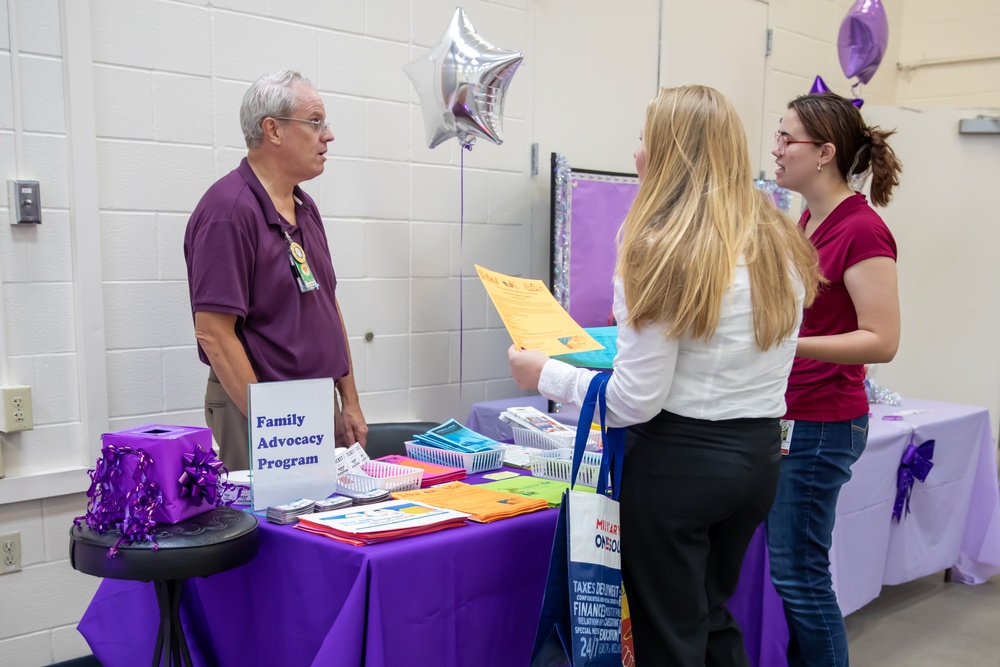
[102,424,221,525]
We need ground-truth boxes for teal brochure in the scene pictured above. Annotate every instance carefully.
[552,326,617,370]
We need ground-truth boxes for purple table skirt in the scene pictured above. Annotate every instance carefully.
[78,503,784,667]
[79,399,1000,667]
[79,505,557,667]
[831,399,1000,614]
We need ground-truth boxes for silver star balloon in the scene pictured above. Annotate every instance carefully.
[405,7,523,150]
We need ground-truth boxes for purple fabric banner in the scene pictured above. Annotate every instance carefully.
[566,176,638,327]
[556,171,789,329]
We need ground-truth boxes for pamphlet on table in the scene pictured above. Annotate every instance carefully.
[500,405,575,434]
[392,481,549,522]
[478,475,589,508]
[295,499,469,546]
[413,419,502,453]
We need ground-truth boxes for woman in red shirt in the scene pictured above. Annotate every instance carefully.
[767,92,903,667]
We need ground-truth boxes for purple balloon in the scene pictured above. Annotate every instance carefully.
[808,75,864,107]
[838,0,889,84]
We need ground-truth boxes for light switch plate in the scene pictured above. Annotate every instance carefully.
[8,179,42,225]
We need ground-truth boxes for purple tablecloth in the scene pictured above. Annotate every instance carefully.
[78,398,1000,667]
[76,476,783,667]
[78,498,556,667]
[832,398,1000,613]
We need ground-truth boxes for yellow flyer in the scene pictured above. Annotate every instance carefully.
[475,265,603,356]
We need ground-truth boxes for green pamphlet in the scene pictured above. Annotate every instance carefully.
[479,475,593,507]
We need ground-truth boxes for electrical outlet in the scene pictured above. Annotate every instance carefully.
[0,385,33,432]
[1,532,21,574]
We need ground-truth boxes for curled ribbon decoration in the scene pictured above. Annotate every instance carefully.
[892,439,935,522]
[75,443,235,558]
[75,444,163,557]
[178,445,228,506]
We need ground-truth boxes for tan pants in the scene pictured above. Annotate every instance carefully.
[205,368,250,471]
[205,368,347,472]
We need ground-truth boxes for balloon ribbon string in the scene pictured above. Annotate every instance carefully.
[459,148,465,400]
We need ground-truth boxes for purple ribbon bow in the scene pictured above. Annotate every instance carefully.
[178,445,227,506]
[892,439,935,522]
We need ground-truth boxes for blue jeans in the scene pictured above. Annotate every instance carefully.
[766,415,869,667]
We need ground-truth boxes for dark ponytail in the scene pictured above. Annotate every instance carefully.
[790,92,903,207]
[865,126,902,207]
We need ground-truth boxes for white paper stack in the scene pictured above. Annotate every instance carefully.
[266,498,316,524]
[345,488,391,505]
[313,495,353,512]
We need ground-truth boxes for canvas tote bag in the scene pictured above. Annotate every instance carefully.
[530,372,627,667]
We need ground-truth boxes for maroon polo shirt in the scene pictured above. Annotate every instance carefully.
[785,193,897,422]
[184,158,349,383]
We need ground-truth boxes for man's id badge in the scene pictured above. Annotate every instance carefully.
[780,419,794,456]
[285,232,319,292]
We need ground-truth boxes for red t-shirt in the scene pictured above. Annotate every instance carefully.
[784,193,897,421]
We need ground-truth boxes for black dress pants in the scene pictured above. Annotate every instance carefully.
[620,410,781,667]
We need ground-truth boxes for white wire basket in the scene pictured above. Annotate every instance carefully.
[512,426,602,452]
[336,460,423,495]
[529,448,605,488]
[403,442,505,474]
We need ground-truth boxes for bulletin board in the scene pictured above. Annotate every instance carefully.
[549,152,793,329]
[549,153,639,328]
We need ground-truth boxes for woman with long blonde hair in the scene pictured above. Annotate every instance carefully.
[509,85,820,665]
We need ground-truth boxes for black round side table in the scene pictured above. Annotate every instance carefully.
[70,506,259,667]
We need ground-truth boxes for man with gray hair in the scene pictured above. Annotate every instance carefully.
[184,70,367,470]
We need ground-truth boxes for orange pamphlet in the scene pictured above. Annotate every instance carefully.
[475,265,602,356]
[392,481,550,523]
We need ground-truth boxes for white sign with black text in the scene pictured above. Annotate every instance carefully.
[248,378,338,511]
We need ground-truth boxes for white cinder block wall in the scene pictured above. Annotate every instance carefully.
[0,0,83,479]
[896,0,1000,106]
[0,1,539,662]
[0,0,998,663]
